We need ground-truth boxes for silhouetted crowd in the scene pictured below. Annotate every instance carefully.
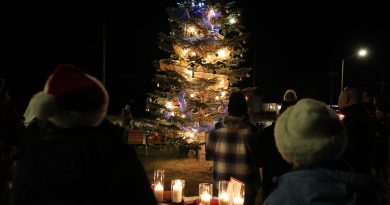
[1,64,389,205]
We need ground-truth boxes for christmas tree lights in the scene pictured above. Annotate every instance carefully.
[143,0,255,148]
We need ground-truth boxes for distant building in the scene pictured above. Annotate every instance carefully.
[262,103,281,112]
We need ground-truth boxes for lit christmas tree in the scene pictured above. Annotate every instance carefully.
[143,0,255,150]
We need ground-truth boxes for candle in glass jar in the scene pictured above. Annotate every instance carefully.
[172,181,183,203]
[233,196,244,205]
[200,191,212,205]
[218,192,229,205]
[154,183,164,202]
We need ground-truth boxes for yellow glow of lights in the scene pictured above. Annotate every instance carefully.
[245,96,249,101]
[186,26,197,36]
[166,101,174,109]
[159,60,229,89]
[229,18,236,24]
[188,132,195,138]
[185,69,193,78]
[190,52,196,57]
[181,114,186,118]
[190,93,195,98]
[170,112,175,117]
[215,96,220,100]
[221,91,226,97]
[219,79,225,87]
[202,48,231,64]
[216,48,230,59]
[182,49,189,56]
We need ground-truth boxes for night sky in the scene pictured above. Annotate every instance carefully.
[1,1,389,116]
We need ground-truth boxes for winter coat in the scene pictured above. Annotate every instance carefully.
[206,114,261,194]
[339,103,376,174]
[11,119,157,205]
[259,122,292,198]
[263,161,386,205]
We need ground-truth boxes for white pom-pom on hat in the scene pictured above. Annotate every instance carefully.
[28,91,58,119]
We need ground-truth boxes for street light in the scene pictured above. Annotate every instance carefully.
[340,48,368,91]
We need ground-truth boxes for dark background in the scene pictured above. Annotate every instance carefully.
[1,0,389,116]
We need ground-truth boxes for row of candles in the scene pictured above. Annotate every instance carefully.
[153,169,245,205]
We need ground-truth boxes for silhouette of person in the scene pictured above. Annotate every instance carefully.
[372,101,390,182]
[259,89,297,201]
[121,103,134,138]
[264,98,386,205]
[0,80,25,205]
[11,64,157,205]
[361,90,376,120]
[206,92,261,205]
[338,87,375,174]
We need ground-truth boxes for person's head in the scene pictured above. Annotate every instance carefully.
[278,89,298,116]
[27,64,109,128]
[338,87,360,110]
[283,89,297,102]
[124,104,131,111]
[227,92,248,116]
[274,98,347,167]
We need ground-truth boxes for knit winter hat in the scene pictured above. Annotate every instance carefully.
[227,92,248,116]
[274,98,347,166]
[27,64,109,128]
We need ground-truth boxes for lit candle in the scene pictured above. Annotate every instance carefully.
[200,191,212,205]
[233,196,244,205]
[172,181,183,203]
[154,183,164,202]
[218,192,229,205]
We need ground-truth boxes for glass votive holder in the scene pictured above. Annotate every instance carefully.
[232,183,245,205]
[218,180,230,205]
[199,183,213,205]
[153,169,165,202]
[171,179,185,203]
[154,169,165,185]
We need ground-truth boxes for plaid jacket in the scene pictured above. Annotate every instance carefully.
[206,115,261,193]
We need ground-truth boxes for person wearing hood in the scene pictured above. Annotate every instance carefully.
[206,92,261,205]
[263,98,386,205]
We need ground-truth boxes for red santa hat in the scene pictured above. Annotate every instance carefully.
[28,64,109,128]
